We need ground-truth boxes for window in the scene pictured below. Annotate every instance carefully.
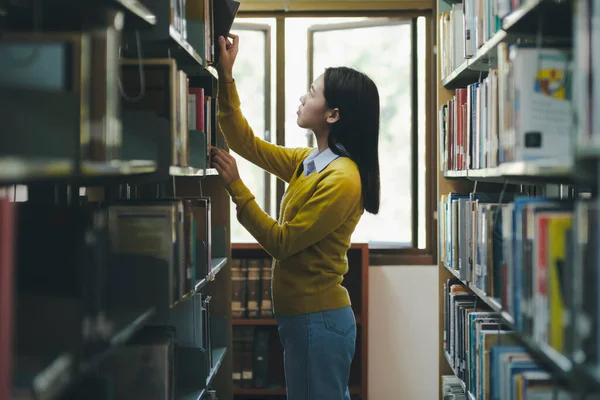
[229,13,434,263]
[229,20,276,243]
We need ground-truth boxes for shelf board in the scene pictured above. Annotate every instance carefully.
[441,29,508,89]
[503,0,545,31]
[574,364,600,392]
[210,257,228,279]
[0,157,161,184]
[195,277,208,292]
[467,283,502,313]
[443,170,468,179]
[498,160,573,179]
[444,265,505,315]
[576,141,600,160]
[510,331,574,386]
[441,32,506,88]
[106,308,155,346]
[81,160,157,177]
[13,352,75,400]
[133,26,216,78]
[168,26,204,67]
[205,66,219,80]
[501,311,515,326]
[443,264,462,280]
[443,351,475,399]
[442,61,484,90]
[207,347,228,386]
[195,258,228,291]
[178,389,206,400]
[170,166,218,177]
[502,0,572,37]
[443,160,575,184]
[444,350,456,374]
[16,308,155,400]
[81,308,156,374]
[469,30,507,70]
[440,21,571,90]
[112,0,157,26]
[0,157,73,183]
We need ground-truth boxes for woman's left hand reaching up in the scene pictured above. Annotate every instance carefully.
[211,146,240,186]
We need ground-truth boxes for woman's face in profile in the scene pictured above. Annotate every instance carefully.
[296,74,329,131]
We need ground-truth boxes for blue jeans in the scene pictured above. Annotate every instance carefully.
[276,306,356,400]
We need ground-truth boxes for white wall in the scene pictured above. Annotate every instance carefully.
[368,265,439,400]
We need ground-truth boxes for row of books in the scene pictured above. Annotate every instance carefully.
[121,58,215,169]
[98,299,215,400]
[173,0,240,65]
[5,196,221,398]
[439,0,505,78]
[443,280,599,400]
[232,327,272,389]
[0,31,216,170]
[0,28,123,165]
[439,43,572,171]
[16,196,218,334]
[439,193,599,366]
[442,375,468,400]
[232,258,273,319]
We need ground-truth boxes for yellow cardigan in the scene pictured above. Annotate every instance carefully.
[218,80,364,316]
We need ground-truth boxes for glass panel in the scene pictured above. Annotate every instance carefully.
[417,16,427,249]
[284,18,366,150]
[310,19,414,245]
[229,22,272,243]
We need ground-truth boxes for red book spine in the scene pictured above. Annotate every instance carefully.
[0,199,15,400]
[456,88,468,170]
[189,88,205,131]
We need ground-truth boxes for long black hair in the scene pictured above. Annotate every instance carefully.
[323,66,381,215]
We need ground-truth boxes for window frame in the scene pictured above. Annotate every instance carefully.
[230,22,273,215]
[236,11,437,266]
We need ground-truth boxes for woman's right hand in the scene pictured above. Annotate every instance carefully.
[218,33,239,83]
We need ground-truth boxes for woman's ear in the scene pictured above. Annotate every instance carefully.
[327,108,340,124]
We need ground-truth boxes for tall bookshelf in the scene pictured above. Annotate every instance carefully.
[436,0,600,398]
[0,1,234,400]
[229,243,369,400]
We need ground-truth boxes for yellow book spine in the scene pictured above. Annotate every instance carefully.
[548,216,572,352]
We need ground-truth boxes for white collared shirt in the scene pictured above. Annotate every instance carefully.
[302,145,346,176]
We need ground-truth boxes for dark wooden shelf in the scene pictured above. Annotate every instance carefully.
[231,243,369,399]
[178,389,205,400]
[502,0,572,37]
[207,347,228,387]
[16,308,155,400]
[130,26,217,78]
[195,257,229,292]
[443,160,576,184]
[170,166,219,177]
[111,0,157,27]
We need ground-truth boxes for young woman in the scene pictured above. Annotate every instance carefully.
[211,33,381,400]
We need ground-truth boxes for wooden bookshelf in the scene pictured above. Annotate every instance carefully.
[0,1,234,399]
[231,243,369,400]
[436,0,600,398]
